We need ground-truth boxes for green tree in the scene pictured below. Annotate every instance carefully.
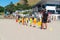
[24,0,28,5]
[16,3,32,10]
[5,2,16,12]
[0,6,4,12]
[16,3,23,10]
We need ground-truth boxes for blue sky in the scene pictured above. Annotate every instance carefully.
[0,0,19,7]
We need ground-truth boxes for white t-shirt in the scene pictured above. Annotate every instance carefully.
[38,13,42,20]
[13,12,16,16]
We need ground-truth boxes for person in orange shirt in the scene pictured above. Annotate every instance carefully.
[33,18,37,27]
[22,17,24,25]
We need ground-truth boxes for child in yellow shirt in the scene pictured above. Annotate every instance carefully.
[37,18,42,28]
[18,18,20,23]
[24,17,28,26]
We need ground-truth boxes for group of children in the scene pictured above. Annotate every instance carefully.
[16,17,42,28]
[15,9,51,29]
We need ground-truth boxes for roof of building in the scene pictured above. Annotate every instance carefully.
[32,0,60,8]
[46,1,60,5]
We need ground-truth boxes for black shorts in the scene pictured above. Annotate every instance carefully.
[42,19,47,23]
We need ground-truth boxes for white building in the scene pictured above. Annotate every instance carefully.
[32,0,60,20]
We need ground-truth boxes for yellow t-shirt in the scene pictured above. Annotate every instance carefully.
[18,18,20,22]
[37,20,42,27]
[18,20,20,22]
[26,18,28,21]
[25,18,28,21]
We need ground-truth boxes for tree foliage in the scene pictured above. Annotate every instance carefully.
[0,1,32,13]
[16,3,32,10]
[5,2,16,12]
[0,6,4,12]
[24,0,28,5]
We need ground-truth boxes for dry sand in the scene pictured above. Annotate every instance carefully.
[0,19,60,40]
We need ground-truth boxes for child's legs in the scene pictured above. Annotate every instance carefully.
[45,23,47,28]
[41,23,45,29]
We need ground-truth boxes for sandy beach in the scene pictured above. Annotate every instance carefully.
[0,19,60,40]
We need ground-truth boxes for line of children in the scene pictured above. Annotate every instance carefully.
[16,17,42,28]
[16,9,50,29]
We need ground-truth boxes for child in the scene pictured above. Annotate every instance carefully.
[18,18,20,23]
[16,19,18,22]
[19,17,22,24]
[22,17,24,25]
[24,18,28,26]
[29,17,33,26]
[25,17,28,26]
[33,18,37,27]
[16,15,18,22]
[37,18,42,28]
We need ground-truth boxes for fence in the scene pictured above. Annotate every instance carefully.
[51,14,60,21]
